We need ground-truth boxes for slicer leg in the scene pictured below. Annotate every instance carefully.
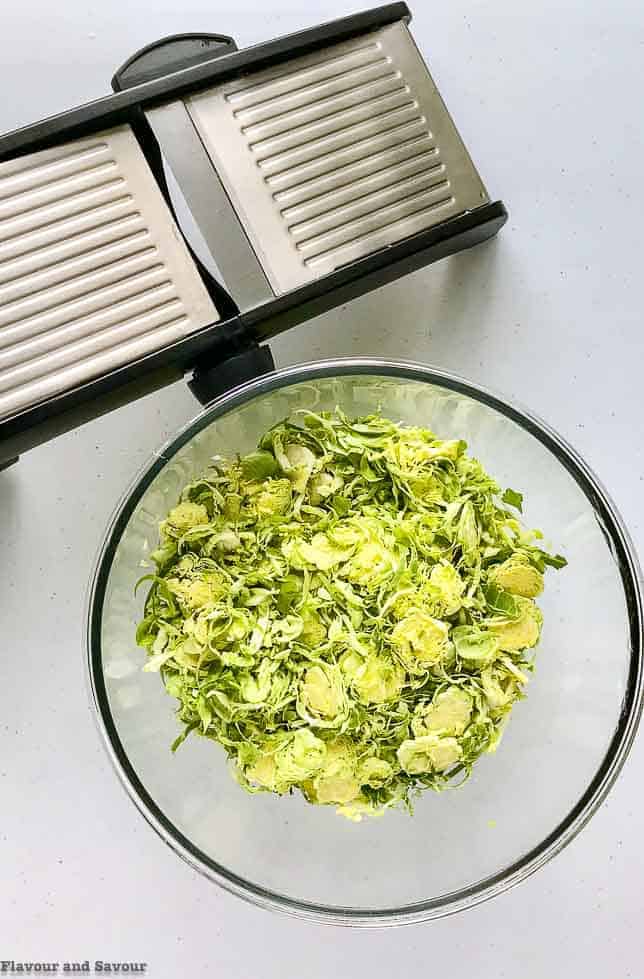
[188,344,275,407]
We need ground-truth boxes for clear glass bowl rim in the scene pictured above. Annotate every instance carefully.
[86,358,644,927]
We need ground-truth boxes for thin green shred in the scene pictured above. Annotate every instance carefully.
[136,410,566,821]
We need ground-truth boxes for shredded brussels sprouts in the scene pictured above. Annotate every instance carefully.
[136,410,566,820]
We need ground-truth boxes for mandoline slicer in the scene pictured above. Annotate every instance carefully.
[0,3,507,468]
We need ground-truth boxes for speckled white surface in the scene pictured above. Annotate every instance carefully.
[1,0,643,974]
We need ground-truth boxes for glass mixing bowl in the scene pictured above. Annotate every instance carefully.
[87,359,643,925]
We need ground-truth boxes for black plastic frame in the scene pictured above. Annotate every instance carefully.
[0,3,508,463]
[87,360,643,925]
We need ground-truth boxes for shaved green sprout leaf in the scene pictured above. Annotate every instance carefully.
[502,487,524,512]
[136,411,565,820]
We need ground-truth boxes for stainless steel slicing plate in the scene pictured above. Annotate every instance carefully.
[0,126,218,423]
[185,21,490,295]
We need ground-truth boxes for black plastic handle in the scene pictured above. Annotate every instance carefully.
[112,33,238,92]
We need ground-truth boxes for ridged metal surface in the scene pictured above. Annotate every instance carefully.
[0,126,217,422]
[186,22,489,294]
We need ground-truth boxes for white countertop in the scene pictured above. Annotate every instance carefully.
[1,0,643,974]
